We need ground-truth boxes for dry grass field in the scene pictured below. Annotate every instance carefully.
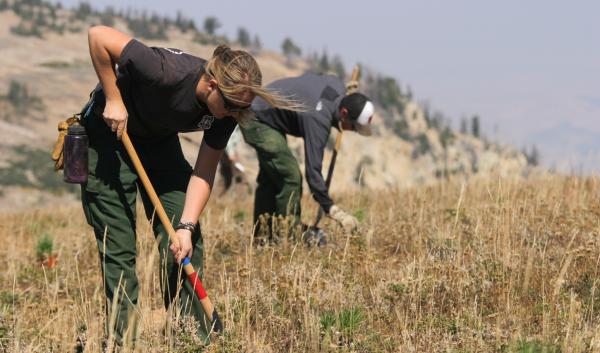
[1,175,600,352]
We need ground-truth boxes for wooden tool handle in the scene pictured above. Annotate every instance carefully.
[345,65,361,95]
[350,65,360,82]
[121,131,222,333]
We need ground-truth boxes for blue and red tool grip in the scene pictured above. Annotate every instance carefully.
[183,257,208,300]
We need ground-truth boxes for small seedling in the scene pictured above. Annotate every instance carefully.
[36,233,57,268]
[35,233,53,261]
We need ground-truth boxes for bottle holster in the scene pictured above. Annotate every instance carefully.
[51,115,80,171]
[51,90,96,171]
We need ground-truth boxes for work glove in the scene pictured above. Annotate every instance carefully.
[328,205,359,232]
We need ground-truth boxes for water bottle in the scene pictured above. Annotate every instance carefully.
[63,122,88,184]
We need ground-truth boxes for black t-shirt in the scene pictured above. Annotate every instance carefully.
[112,39,236,149]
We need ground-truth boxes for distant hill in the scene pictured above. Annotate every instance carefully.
[528,122,600,174]
[0,0,533,210]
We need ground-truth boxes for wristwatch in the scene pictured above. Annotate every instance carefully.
[174,221,196,233]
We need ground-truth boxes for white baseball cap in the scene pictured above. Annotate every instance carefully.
[341,92,374,136]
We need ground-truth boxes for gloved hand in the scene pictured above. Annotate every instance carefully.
[328,205,359,232]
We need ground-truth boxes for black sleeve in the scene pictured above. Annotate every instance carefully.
[202,117,238,150]
[301,115,334,212]
[117,39,166,86]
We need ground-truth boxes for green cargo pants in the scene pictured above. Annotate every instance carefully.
[240,119,302,239]
[80,100,211,345]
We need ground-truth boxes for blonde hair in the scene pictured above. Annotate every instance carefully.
[204,45,304,124]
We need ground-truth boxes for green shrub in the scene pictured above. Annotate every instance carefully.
[319,311,336,332]
[10,21,43,38]
[337,306,365,346]
[2,80,45,114]
[126,16,168,40]
[412,133,431,158]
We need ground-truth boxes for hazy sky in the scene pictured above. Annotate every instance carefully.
[58,0,600,171]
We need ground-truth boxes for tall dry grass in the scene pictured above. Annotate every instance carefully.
[1,175,600,352]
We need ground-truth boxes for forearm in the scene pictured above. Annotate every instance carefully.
[179,141,221,224]
[305,170,333,212]
[303,134,332,211]
[312,188,334,213]
[180,174,214,224]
